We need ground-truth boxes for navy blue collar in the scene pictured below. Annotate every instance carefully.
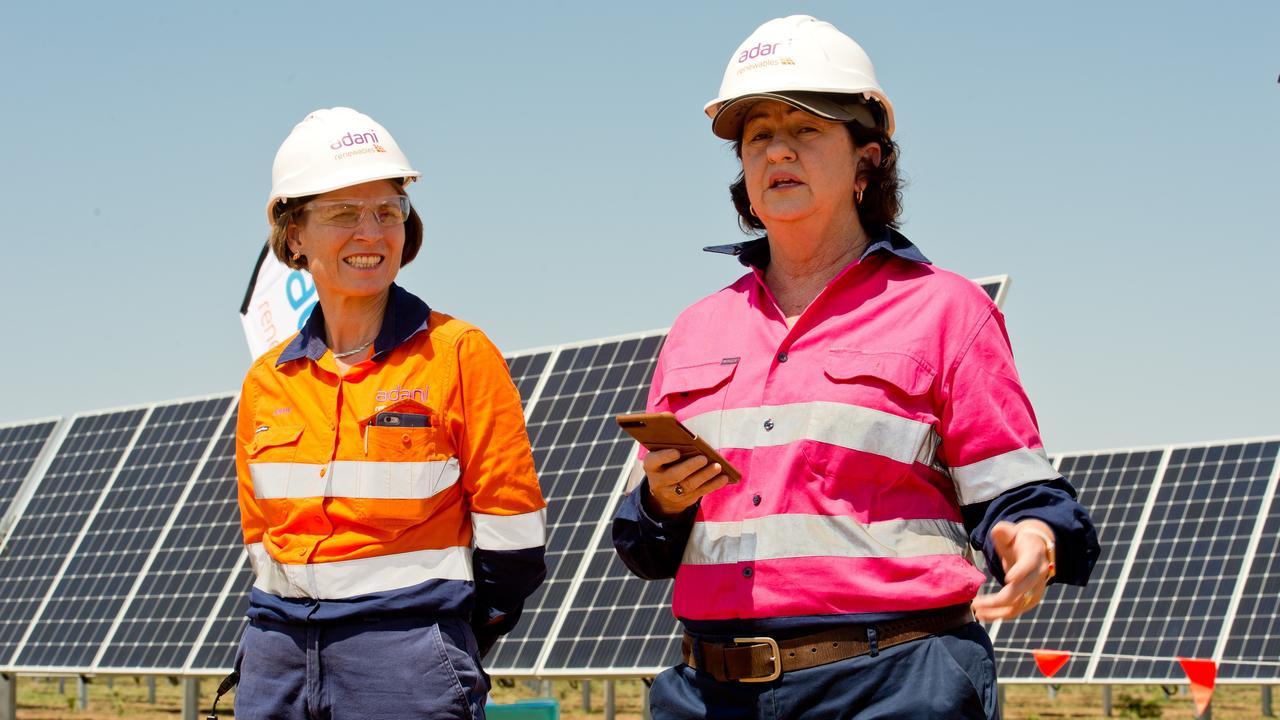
[277,283,431,366]
[702,227,931,269]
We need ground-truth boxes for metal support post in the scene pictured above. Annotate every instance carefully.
[78,676,89,710]
[182,677,201,720]
[0,673,16,720]
[1263,685,1274,717]
[1102,685,1112,717]
[148,675,157,704]
[997,685,1006,716]
[642,681,652,720]
[540,679,553,697]
[604,679,616,720]
[106,676,114,689]
[582,679,591,712]
[58,677,65,694]
[1047,684,1056,700]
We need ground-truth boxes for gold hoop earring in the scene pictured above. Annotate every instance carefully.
[748,205,758,218]
[855,188,865,205]
[292,252,302,262]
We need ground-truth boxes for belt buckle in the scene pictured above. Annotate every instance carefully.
[732,636,781,683]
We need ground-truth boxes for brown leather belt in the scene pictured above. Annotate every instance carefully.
[682,605,974,683]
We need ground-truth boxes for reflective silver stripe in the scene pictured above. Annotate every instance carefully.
[952,447,1057,505]
[249,458,461,499]
[683,402,936,465]
[246,542,472,599]
[472,508,547,551]
[682,514,968,565]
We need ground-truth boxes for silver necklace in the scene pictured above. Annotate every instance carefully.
[331,339,374,359]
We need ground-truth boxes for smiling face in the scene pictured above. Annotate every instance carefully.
[286,179,406,303]
[739,100,878,230]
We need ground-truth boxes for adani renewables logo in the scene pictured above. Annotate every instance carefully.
[330,130,388,159]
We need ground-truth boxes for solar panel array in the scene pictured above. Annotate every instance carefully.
[3,275,1279,683]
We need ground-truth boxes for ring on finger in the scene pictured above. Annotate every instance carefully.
[673,483,685,496]
[1020,590,1036,607]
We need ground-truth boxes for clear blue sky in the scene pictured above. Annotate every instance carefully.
[1,1,1276,453]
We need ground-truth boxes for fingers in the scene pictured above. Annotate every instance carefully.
[988,521,1018,574]
[972,561,1044,621]
[642,451,731,517]
[974,521,1056,621]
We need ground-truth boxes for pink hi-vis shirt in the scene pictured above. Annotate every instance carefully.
[637,244,1057,621]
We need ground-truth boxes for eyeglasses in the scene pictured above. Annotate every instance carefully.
[303,196,411,228]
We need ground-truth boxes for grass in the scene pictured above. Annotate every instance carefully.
[7,675,1276,718]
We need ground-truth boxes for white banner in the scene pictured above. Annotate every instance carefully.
[239,244,319,360]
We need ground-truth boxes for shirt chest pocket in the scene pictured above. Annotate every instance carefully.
[356,399,457,528]
[804,350,939,480]
[246,425,305,503]
[657,360,738,418]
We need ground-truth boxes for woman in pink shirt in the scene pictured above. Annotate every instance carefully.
[613,15,1098,720]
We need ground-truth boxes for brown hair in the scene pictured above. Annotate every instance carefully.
[267,186,423,270]
[728,121,903,235]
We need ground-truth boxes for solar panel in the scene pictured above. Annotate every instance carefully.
[95,398,239,671]
[1093,440,1280,681]
[0,408,148,669]
[990,448,1165,681]
[973,274,1010,308]
[484,331,665,674]
[0,419,59,532]
[187,560,253,673]
[1217,439,1280,682]
[12,397,231,670]
[505,349,554,407]
[543,516,680,674]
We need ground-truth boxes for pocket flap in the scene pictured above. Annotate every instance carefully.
[660,360,738,397]
[823,350,934,396]
[247,424,304,456]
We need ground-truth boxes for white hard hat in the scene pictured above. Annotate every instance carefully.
[266,107,420,225]
[704,15,895,140]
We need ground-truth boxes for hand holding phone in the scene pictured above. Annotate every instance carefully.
[616,412,741,484]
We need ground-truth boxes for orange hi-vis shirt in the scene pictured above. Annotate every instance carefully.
[235,284,546,629]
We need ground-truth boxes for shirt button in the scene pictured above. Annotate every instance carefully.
[742,567,753,578]
[777,352,789,363]
[752,494,762,506]
[319,467,326,477]
[763,419,774,431]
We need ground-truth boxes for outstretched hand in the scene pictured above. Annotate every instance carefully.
[971,519,1056,621]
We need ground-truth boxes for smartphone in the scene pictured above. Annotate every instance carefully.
[372,411,431,428]
[615,412,740,484]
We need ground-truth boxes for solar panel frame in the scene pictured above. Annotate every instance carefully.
[91,395,238,673]
[1213,438,1280,683]
[185,555,253,674]
[1089,437,1280,683]
[10,395,233,672]
[989,447,1170,684]
[483,329,666,677]
[0,417,62,545]
[0,405,151,672]
[972,274,1011,307]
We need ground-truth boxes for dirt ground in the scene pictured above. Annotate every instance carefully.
[9,675,1277,718]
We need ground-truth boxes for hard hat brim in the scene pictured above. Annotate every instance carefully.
[709,91,885,141]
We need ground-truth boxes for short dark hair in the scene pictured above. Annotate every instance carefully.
[267,187,423,271]
[728,122,903,235]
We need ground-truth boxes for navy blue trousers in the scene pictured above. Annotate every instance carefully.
[233,615,488,720]
[651,622,999,720]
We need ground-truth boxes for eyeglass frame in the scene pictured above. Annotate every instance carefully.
[298,195,412,228]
